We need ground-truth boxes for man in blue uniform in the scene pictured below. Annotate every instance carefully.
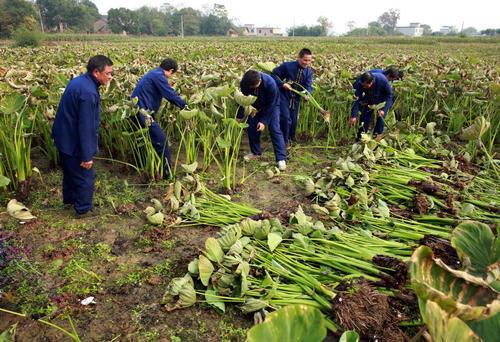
[349,71,394,141]
[131,58,187,178]
[370,67,403,82]
[271,48,314,145]
[238,70,287,170]
[52,55,113,216]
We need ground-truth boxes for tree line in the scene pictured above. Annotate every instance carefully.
[0,0,235,38]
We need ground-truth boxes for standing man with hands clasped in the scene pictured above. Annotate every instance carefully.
[52,55,113,217]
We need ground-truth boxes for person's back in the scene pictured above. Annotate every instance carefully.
[52,73,100,160]
[131,68,165,114]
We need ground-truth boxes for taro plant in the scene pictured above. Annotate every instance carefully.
[410,221,500,342]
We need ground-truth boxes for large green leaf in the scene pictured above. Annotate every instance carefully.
[246,305,326,342]
[0,175,10,188]
[410,246,500,321]
[451,221,499,277]
[0,94,25,114]
[204,237,224,263]
[423,300,481,342]
[339,330,359,342]
[199,255,214,286]
[0,323,17,342]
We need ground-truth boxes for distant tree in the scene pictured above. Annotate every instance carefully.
[378,8,400,34]
[317,16,332,36]
[0,0,37,38]
[421,24,432,35]
[367,21,386,36]
[461,27,477,36]
[36,0,99,32]
[200,3,232,35]
[172,7,201,36]
[107,7,138,34]
[346,20,355,32]
[346,27,368,36]
[287,25,323,37]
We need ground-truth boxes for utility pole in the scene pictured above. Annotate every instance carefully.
[180,15,184,38]
[292,17,295,37]
[36,3,44,32]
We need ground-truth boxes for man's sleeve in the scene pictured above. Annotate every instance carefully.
[304,69,313,93]
[257,82,278,126]
[271,63,286,88]
[153,74,187,109]
[78,94,97,162]
[351,81,363,118]
[382,79,394,115]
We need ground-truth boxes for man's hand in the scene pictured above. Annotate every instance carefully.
[378,110,385,118]
[256,122,265,132]
[321,109,330,123]
[349,117,357,127]
[80,160,93,169]
[282,83,292,91]
[303,95,309,102]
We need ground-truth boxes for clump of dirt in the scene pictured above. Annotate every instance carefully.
[445,193,458,215]
[251,200,302,224]
[371,255,408,289]
[413,193,430,215]
[332,279,407,341]
[408,180,446,197]
[455,155,478,174]
[389,205,413,219]
[419,235,461,269]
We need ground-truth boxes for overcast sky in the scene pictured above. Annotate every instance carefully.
[92,0,500,34]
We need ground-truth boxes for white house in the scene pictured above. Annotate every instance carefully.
[255,27,284,37]
[440,26,456,34]
[396,23,424,37]
[242,24,256,36]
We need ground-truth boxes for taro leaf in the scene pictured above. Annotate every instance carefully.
[143,206,156,216]
[198,255,214,286]
[240,218,260,236]
[345,175,355,188]
[177,278,196,308]
[290,206,308,225]
[218,225,242,251]
[147,212,164,226]
[410,246,500,322]
[339,330,359,342]
[228,240,243,255]
[241,273,249,295]
[0,175,10,188]
[7,199,36,221]
[267,232,282,252]
[236,261,250,277]
[451,221,499,278]
[0,94,25,114]
[375,199,390,218]
[423,300,481,342]
[234,89,257,106]
[240,298,269,314]
[246,305,326,342]
[151,198,163,212]
[0,323,17,342]
[188,259,199,275]
[460,116,491,141]
[181,162,198,174]
[216,136,231,149]
[205,287,225,313]
[304,177,316,196]
[204,238,224,263]
[254,220,271,240]
[179,108,200,120]
[256,62,276,74]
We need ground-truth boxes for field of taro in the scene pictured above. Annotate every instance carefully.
[0,37,499,341]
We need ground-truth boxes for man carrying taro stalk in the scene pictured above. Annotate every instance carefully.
[52,55,113,218]
[131,58,187,178]
[271,48,329,147]
[238,70,287,171]
[349,71,394,142]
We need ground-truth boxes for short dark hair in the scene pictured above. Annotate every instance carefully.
[87,55,113,73]
[160,58,178,72]
[360,72,374,83]
[384,66,403,80]
[298,48,312,58]
[241,70,261,89]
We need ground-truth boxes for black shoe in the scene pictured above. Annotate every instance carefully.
[74,209,97,219]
